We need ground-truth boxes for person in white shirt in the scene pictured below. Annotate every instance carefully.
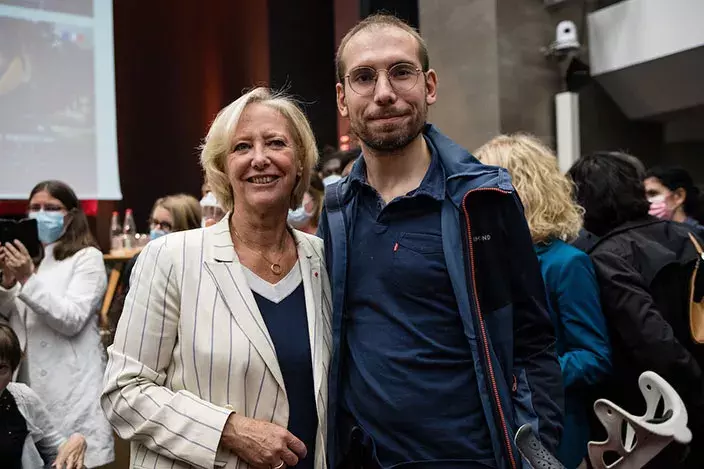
[0,323,88,469]
[0,180,114,468]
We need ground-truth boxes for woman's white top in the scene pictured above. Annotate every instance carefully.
[241,260,303,303]
[6,382,66,469]
[0,244,114,467]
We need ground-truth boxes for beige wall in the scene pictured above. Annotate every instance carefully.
[419,0,501,153]
[419,0,582,153]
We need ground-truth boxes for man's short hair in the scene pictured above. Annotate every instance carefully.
[335,13,429,84]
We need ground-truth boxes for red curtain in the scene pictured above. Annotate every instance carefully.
[0,200,98,217]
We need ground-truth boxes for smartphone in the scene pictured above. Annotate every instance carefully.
[0,218,42,259]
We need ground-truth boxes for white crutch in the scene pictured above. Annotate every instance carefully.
[516,371,692,469]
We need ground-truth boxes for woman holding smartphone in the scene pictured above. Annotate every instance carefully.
[0,180,114,468]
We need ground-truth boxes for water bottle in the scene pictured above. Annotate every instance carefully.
[110,211,122,251]
[122,209,137,249]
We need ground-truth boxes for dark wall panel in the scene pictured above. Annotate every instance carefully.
[268,0,337,151]
[579,82,663,166]
[112,0,269,232]
[360,0,419,28]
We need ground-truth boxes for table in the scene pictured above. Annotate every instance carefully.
[101,248,143,335]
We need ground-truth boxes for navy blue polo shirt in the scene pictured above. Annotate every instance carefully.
[340,138,495,468]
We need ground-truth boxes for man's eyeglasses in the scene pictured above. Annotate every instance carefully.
[345,63,423,96]
[149,219,173,232]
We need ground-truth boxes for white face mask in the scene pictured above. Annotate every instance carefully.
[287,205,314,228]
[323,174,342,187]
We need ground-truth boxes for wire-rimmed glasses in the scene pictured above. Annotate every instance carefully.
[344,63,423,96]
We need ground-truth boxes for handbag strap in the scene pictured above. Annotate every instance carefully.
[689,232,704,258]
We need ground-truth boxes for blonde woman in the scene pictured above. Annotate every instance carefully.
[102,88,331,469]
[476,134,611,469]
[120,194,202,292]
[148,194,202,239]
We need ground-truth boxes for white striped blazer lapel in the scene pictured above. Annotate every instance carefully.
[202,218,286,393]
[294,231,331,469]
[294,232,326,400]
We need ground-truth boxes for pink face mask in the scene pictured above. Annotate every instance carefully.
[648,195,675,220]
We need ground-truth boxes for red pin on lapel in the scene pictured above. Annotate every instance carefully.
[314,271,319,277]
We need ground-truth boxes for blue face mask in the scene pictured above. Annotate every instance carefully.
[28,211,65,244]
[150,229,167,241]
[287,205,313,228]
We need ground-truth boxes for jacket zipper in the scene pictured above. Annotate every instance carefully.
[462,187,517,469]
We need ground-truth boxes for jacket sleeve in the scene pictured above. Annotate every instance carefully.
[17,248,107,337]
[101,237,232,469]
[591,249,704,408]
[506,194,564,453]
[23,384,66,465]
[0,282,20,321]
[556,251,612,389]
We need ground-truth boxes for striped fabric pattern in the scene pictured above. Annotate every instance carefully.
[101,216,331,469]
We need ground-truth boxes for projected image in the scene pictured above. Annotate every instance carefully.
[0,0,93,17]
[0,15,96,189]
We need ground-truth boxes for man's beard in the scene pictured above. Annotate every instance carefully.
[350,105,427,152]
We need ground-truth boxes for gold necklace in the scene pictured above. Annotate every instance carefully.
[231,226,288,275]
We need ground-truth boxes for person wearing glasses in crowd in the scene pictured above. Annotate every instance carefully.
[319,14,563,469]
[0,180,114,468]
[120,193,202,292]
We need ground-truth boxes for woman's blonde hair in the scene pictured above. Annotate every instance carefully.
[200,87,319,212]
[475,133,584,244]
[152,194,202,232]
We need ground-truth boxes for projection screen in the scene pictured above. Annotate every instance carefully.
[0,0,121,200]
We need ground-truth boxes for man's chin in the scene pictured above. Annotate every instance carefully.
[360,128,420,152]
[363,136,414,152]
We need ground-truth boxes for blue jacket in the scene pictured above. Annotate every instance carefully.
[319,124,564,469]
[535,240,611,468]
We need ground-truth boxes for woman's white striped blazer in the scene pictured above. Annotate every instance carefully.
[101,216,332,469]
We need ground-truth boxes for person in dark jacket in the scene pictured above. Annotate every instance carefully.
[644,165,704,237]
[571,152,646,253]
[569,152,704,468]
[477,134,611,469]
[320,13,563,469]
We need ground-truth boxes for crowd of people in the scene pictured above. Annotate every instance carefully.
[2,12,704,469]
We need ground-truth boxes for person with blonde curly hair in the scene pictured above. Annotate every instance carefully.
[476,134,611,469]
[103,88,331,469]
